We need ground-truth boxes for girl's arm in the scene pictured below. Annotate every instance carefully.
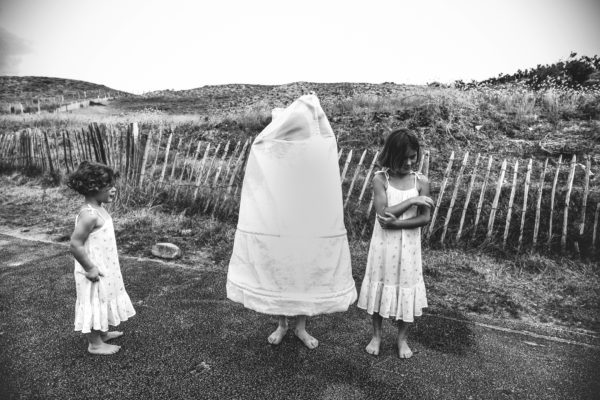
[69,211,103,281]
[374,174,434,218]
[377,177,433,229]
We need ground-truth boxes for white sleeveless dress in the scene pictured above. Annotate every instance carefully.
[74,205,136,333]
[357,170,428,322]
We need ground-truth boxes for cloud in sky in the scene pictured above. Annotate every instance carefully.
[0,27,32,74]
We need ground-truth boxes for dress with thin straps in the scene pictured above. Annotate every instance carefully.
[73,204,135,333]
[357,169,428,321]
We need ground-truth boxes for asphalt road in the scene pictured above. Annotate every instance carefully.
[1,233,599,400]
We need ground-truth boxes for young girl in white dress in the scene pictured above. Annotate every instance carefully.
[357,129,433,358]
[67,161,136,355]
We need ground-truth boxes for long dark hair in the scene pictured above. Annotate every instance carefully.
[377,128,421,171]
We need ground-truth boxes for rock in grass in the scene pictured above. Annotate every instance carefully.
[151,243,181,259]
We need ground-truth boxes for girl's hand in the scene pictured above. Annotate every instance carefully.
[377,212,400,229]
[85,267,104,282]
[411,196,434,208]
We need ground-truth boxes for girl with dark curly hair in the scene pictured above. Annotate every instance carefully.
[67,161,135,355]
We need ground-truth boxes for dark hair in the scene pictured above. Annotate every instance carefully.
[66,161,119,195]
[377,128,421,171]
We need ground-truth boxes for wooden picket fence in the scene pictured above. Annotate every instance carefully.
[1,90,115,114]
[0,123,598,257]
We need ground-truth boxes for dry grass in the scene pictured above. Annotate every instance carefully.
[1,173,598,332]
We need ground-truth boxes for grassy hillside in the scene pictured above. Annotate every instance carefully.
[0,76,131,103]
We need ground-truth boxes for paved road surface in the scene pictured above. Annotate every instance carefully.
[1,234,598,399]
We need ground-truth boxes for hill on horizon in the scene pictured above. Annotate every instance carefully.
[0,76,131,103]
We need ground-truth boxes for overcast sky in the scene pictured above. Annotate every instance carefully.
[1,0,599,94]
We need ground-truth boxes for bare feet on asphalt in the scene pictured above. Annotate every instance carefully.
[88,342,121,355]
[268,326,288,345]
[398,340,413,359]
[294,328,318,349]
[366,336,381,355]
[100,331,123,342]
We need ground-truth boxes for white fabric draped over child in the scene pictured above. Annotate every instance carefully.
[227,94,357,316]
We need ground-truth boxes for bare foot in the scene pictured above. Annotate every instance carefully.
[398,340,413,359]
[267,326,288,345]
[294,328,318,349]
[88,342,121,355]
[100,331,123,342]
[366,336,381,356]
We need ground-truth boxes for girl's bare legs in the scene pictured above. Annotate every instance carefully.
[366,313,383,355]
[268,316,288,345]
[397,320,413,358]
[294,315,318,349]
[86,330,120,355]
[100,331,123,341]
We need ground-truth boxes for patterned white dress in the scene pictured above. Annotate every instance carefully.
[357,170,428,322]
[74,205,136,333]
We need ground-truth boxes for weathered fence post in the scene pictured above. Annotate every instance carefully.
[561,155,576,254]
[532,159,548,246]
[344,149,367,209]
[486,159,507,240]
[428,151,455,239]
[357,151,379,207]
[517,158,532,251]
[441,151,468,245]
[340,149,353,182]
[503,160,519,248]
[472,156,493,241]
[548,155,562,248]
[456,153,480,242]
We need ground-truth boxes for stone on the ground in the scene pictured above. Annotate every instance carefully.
[151,243,182,259]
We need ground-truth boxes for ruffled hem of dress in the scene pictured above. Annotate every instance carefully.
[226,279,357,317]
[74,293,136,334]
[357,280,427,322]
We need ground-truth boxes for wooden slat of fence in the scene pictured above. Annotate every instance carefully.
[340,149,353,182]
[138,130,153,187]
[212,140,231,187]
[227,140,250,194]
[202,142,222,186]
[169,137,184,181]
[503,160,519,248]
[148,127,163,186]
[486,159,507,239]
[158,128,174,186]
[173,140,195,199]
[357,151,379,207]
[456,153,480,242]
[576,155,591,255]
[421,150,430,177]
[194,143,212,200]
[561,155,576,254]
[428,151,454,239]
[441,152,469,245]
[532,159,548,246]
[517,158,533,251]
[593,203,600,252]
[472,156,493,240]
[361,191,375,238]
[66,131,75,170]
[223,141,242,184]
[547,155,562,248]
[344,149,367,209]
[61,131,70,173]
[52,131,61,169]
[43,130,55,175]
